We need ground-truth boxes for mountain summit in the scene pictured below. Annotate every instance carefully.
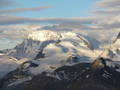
[0,30,120,90]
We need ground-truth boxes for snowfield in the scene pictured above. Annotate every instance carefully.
[0,29,120,79]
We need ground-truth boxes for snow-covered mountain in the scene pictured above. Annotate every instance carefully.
[0,30,120,90]
[4,30,102,64]
[100,32,120,61]
[14,30,100,53]
[1,57,120,90]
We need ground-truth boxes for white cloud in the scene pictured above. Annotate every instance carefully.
[0,15,103,25]
[53,22,92,30]
[87,0,120,15]
[0,0,18,8]
[93,15,120,29]
[0,6,56,14]
[0,25,42,39]
[86,0,120,29]
[93,0,120,8]
[0,0,120,41]
[0,22,94,39]
[88,8,120,15]
[28,23,42,30]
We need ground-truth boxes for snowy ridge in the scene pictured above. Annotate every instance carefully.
[15,31,61,53]
[99,33,120,61]
[0,30,120,80]
[14,30,99,57]
[27,31,61,41]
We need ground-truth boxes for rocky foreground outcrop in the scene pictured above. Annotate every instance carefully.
[1,57,120,90]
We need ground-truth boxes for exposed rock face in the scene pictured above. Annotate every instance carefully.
[0,61,39,90]
[0,61,91,90]
[0,57,119,90]
[91,57,106,70]
[53,62,91,80]
[14,39,40,53]
[14,32,61,53]
[67,57,120,90]
[34,49,45,60]
[76,35,94,50]
[61,54,79,64]
[113,32,120,43]
[1,31,120,90]
[22,58,120,90]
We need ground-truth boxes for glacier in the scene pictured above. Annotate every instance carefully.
[0,30,120,89]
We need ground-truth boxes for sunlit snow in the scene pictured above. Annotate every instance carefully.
[0,29,120,79]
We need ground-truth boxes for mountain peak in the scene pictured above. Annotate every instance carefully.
[27,30,60,41]
[91,57,106,71]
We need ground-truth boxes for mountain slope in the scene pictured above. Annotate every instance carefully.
[0,30,102,78]
[6,57,119,90]
[0,30,120,90]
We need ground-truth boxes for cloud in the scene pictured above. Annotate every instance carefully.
[0,6,56,14]
[53,22,93,30]
[0,0,120,41]
[0,27,28,39]
[93,15,120,29]
[87,0,120,15]
[0,21,119,40]
[39,22,93,31]
[40,25,57,30]
[93,0,120,8]
[86,0,120,29]
[0,25,41,39]
[0,22,94,39]
[88,8,120,15]
[0,15,103,25]
[0,0,18,8]
[28,23,41,29]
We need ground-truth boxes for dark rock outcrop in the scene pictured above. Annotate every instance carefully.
[22,57,120,90]
[0,61,39,90]
[1,57,120,90]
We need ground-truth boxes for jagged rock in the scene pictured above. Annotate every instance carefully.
[14,39,41,53]
[61,57,120,90]
[65,54,79,63]
[116,48,120,54]
[77,35,94,50]
[1,31,120,90]
[20,57,120,90]
[113,32,120,43]
[34,49,45,60]
[0,61,39,90]
[53,62,91,80]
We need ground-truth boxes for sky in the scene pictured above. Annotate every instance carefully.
[0,0,120,50]
[0,0,99,18]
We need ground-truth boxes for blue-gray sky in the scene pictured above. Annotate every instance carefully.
[0,0,105,25]
[0,0,99,18]
[0,0,120,50]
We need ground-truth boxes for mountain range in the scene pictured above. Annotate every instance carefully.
[0,30,120,90]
